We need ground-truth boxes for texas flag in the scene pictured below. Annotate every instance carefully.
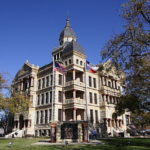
[86,61,99,73]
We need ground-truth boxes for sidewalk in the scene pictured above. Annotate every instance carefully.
[32,139,103,145]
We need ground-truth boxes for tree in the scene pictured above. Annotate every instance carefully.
[131,112,150,130]
[0,73,30,133]
[101,0,150,114]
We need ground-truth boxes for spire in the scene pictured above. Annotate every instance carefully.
[65,16,71,27]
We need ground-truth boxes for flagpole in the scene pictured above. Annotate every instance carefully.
[51,56,55,121]
[84,60,88,121]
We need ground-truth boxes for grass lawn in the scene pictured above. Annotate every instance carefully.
[0,138,150,150]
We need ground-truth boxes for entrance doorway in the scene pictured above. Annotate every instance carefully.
[19,115,24,129]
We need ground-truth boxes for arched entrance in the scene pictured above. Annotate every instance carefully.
[19,114,24,129]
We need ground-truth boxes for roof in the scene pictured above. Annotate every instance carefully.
[63,40,85,54]
[59,18,76,42]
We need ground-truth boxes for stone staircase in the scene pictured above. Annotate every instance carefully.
[5,129,25,138]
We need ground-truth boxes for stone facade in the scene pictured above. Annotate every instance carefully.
[12,19,130,139]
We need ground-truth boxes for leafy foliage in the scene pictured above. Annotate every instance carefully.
[101,0,150,114]
[131,112,150,129]
[0,73,30,113]
[0,73,30,133]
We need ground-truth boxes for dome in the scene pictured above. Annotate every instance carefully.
[59,18,76,45]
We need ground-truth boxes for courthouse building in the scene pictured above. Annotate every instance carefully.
[12,19,130,139]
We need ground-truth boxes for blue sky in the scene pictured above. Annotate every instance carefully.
[0,0,126,81]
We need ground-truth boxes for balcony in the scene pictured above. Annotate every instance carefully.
[100,86,121,96]
[64,98,85,109]
[64,80,85,91]
[65,80,85,87]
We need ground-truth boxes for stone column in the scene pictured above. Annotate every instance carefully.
[115,81,117,89]
[21,80,23,91]
[39,112,41,124]
[47,110,49,123]
[73,90,76,99]
[113,80,115,89]
[63,109,66,121]
[78,123,83,142]
[73,70,76,80]
[27,78,30,89]
[102,76,105,85]
[43,111,45,124]
[31,77,34,87]
[50,123,57,142]
[82,122,89,142]
[18,120,20,129]
[73,108,77,121]
[14,121,16,130]
[56,123,61,142]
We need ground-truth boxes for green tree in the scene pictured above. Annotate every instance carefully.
[0,73,30,133]
[131,112,150,130]
[101,0,150,114]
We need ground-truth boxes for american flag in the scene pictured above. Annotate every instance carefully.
[53,61,67,74]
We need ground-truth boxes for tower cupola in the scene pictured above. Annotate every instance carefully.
[59,18,77,45]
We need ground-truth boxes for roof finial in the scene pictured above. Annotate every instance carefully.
[65,16,71,27]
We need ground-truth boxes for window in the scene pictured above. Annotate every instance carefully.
[104,77,107,86]
[126,115,130,125]
[49,109,52,121]
[89,76,92,87]
[46,92,49,104]
[76,59,79,64]
[38,79,41,89]
[109,96,112,104]
[37,95,40,105]
[94,93,97,104]
[40,111,43,124]
[42,78,45,88]
[95,110,98,123]
[50,75,53,85]
[45,110,48,124]
[50,91,52,103]
[46,76,49,87]
[90,110,93,123]
[65,61,68,66]
[58,91,62,102]
[108,81,111,87]
[102,94,105,101]
[80,61,82,66]
[41,94,44,104]
[58,109,62,121]
[93,78,96,88]
[58,74,62,85]
[115,81,117,89]
[111,80,114,88]
[106,95,108,102]
[36,111,39,124]
[69,59,72,64]
[108,119,111,127]
[89,92,92,103]
[54,55,56,60]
